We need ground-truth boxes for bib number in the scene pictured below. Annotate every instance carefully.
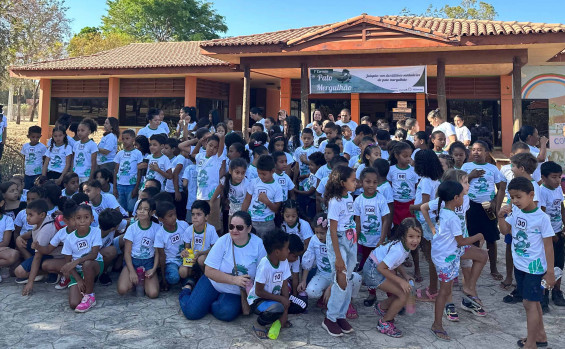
[272,271,283,283]
[141,237,152,247]
[515,217,527,230]
[170,233,180,244]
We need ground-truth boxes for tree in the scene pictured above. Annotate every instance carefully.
[101,0,228,42]
[400,0,497,20]
[67,27,136,57]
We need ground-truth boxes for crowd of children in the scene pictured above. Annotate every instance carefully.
[0,107,561,348]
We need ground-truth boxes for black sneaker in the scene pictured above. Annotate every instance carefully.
[503,288,523,304]
[541,290,550,314]
[99,272,112,286]
[552,289,565,306]
[45,273,59,284]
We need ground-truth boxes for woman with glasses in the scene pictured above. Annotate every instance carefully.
[179,211,267,321]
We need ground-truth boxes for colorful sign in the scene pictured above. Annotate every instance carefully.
[309,66,427,94]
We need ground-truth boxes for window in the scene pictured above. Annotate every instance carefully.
[118,97,184,127]
[196,98,227,122]
[522,100,549,138]
[446,100,501,147]
[50,98,108,125]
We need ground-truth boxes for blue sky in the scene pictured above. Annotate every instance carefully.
[67,0,565,37]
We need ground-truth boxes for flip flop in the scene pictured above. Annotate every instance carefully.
[416,287,438,302]
[430,328,451,341]
[499,281,514,291]
[253,325,268,339]
[490,272,504,281]
[516,338,548,347]
[414,274,424,283]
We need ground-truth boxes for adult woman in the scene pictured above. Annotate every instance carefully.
[306,109,323,129]
[179,211,267,322]
[97,117,120,173]
[428,109,456,150]
[176,106,197,139]
[277,109,288,126]
[513,125,548,163]
[453,114,471,147]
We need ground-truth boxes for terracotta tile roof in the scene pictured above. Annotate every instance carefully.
[11,41,229,71]
[202,14,565,47]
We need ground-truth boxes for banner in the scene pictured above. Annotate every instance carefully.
[309,66,427,94]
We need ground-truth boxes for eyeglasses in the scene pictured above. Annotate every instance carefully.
[229,224,246,231]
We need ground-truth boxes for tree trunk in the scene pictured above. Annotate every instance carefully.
[7,84,14,122]
[29,81,39,122]
[16,85,22,125]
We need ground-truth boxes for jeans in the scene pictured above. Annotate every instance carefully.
[326,230,357,322]
[165,262,181,285]
[117,184,137,214]
[251,299,285,326]
[362,257,386,289]
[179,275,242,321]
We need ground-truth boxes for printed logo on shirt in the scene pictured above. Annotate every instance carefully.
[141,237,152,247]
[553,199,562,207]
[76,240,88,251]
[365,206,375,215]
[347,202,353,212]
[272,271,283,283]
[79,144,85,150]
[515,217,527,231]
[397,173,406,181]
[170,233,180,244]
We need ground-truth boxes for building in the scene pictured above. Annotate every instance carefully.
[9,14,565,155]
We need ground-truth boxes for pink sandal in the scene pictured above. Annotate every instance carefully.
[416,287,438,302]
[346,303,358,319]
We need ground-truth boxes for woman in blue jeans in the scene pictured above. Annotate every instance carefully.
[179,211,267,321]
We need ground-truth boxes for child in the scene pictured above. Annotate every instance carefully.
[454,115,471,147]
[72,118,98,183]
[137,109,167,139]
[271,152,294,202]
[117,198,160,298]
[180,200,219,284]
[363,218,422,338]
[510,152,540,206]
[293,128,317,185]
[431,131,447,155]
[163,138,189,219]
[62,173,79,198]
[42,126,72,185]
[242,155,283,238]
[247,230,291,339]
[141,134,172,190]
[113,129,144,214]
[94,168,113,194]
[21,125,47,189]
[268,134,294,170]
[322,165,357,336]
[60,203,104,312]
[438,154,454,172]
[0,192,18,282]
[498,177,555,349]
[431,181,485,341]
[13,187,40,257]
[211,158,249,219]
[354,145,381,196]
[387,142,419,227]
[84,180,126,219]
[411,131,428,160]
[97,208,123,286]
[295,152,325,218]
[154,201,189,289]
[281,200,314,249]
[461,140,506,281]
[539,161,565,310]
[97,117,120,173]
[448,141,467,169]
[286,234,306,298]
[318,143,339,180]
[318,122,341,153]
[312,120,326,147]
[316,156,348,213]
[405,118,419,142]
[354,167,391,305]
[247,146,268,180]
[0,181,26,221]
[341,125,352,142]
[193,133,225,201]
[376,130,390,160]
[349,137,375,169]
[182,160,198,224]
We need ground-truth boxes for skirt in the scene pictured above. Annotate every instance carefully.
[466,200,500,242]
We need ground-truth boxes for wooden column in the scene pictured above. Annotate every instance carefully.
[416,93,426,130]
[38,79,51,144]
[280,78,291,119]
[300,63,309,127]
[512,56,523,133]
[242,65,251,138]
[350,93,360,124]
[229,82,243,131]
[437,58,447,120]
[108,77,120,118]
[184,76,197,107]
[500,75,514,155]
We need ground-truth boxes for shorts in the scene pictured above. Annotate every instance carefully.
[554,233,564,270]
[435,257,460,283]
[466,200,500,242]
[362,256,385,288]
[504,234,512,244]
[514,267,543,302]
[20,254,54,273]
[393,200,414,226]
[69,260,104,287]
[123,257,155,271]
[415,212,433,241]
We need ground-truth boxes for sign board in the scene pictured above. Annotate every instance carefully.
[392,112,410,121]
[309,66,427,94]
[397,101,408,108]
[392,107,411,113]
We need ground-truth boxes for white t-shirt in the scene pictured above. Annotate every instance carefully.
[205,233,267,294]
[327,194,355,232]
[221,177,250,216]
[0,215,14,243]
[45,144,72,173]
[344,140,360,159]
[433,122,456,147]
[336,120,358,137]
[370,240,410,270]
[137,126,166,139]
[301,235,332,274]
[154,220,189,265]
[377,182,394,204]
[21,142,47,176]
[165,155,189,193]
[299,173,318,193]
[528,145,544,183]
[427,195,470,238]
[313,132,326,147]
[144,154,171,188]
[284,152,295,166]
[294,145,319,177]
[411,148,420,160]
[123,221,161,259]
[61,227,104,271]
[183,223,219,252]
[282,218,314,242]
[274,173,294,202]
[182,164,198,211]
[247,257,291,305]
[97,133,118,165]
[315,164,332,181]
[414,177,440,205]
[92,193,123,216]
[115,149,144,186]
[431,209,462,269]
[506,206,554,274]
[72,140,98,178]
[387,165,419,202]
[455,126,471,143]
[539,185,564,233]
[317,140,328,153]
[349,155,362,169]
[50,226,72,247]
[246,164,258,181]
[246,177,283,222]
[47,135,76,149]
[461,162,504,203]
[14,210,33,235]
[196,153,222,200]
[353,192,390,247]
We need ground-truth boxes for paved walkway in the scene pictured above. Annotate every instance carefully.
[2,243,565,349]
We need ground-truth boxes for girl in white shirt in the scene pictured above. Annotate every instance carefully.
[72,118,98,183]
[97,117,120,173]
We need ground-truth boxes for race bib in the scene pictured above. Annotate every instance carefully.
[365,206,375,215]
[194,235,204,246]
[397,173,406,181]
[272,271,283,283]
[320,245,327,255]
[347,202,353,213]
[141,237,152,247]
[76,239,88,251]
[515,217,527,230]
[170,233,180,245]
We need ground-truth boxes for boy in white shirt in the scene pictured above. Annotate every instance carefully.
[163,138,190,220]
[192,133,225,201]
[272,151,295,202]
[21,126,47,189]
[113,129,144,214]
[343,124,373,161]
[140,134,172,190]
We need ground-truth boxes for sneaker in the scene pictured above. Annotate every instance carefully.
[336,318,354,334]
[444,303,459,322]
[15,275,44,284]
[75,293,96,313]
[45,273,59,284]
[552,289,565,306]
[322,318,343,337]
[541,290,550,314]
[55,276,70,290]
[503,288,522,304]
[374,302,386,317]
[376,318,403,338]
[99,272,112,286]
[461,298,487,317]
[346,303,358,319]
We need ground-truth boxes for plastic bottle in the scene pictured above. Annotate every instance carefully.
[268,319,281,340]
[541,267,563,289]
[136,266,145,297]
[405,280,416,316]
[183,248,195,267]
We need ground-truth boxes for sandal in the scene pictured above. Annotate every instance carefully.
[414,274,424,283]
[346,303,358,319]
[253,325,268,339]
[490,272,504,281]
[516,338,548,347]
[416,287,438,302]
[430,328,451,341]
[499,281,514,291]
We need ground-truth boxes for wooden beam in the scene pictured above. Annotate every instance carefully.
[280,78,291,119]
[108,77,120,118]
[38,79,51,144]
[300,63,309,128]
[500,75,513,155]
[184,76,197,107]
[512,56,522,133]
[437,58,447,120]
[242,65,251,139]
[416,93,426,131]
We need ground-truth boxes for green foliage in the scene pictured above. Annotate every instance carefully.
[101,0,228,42]
[400,0,497,20]
[68,28,136,57]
